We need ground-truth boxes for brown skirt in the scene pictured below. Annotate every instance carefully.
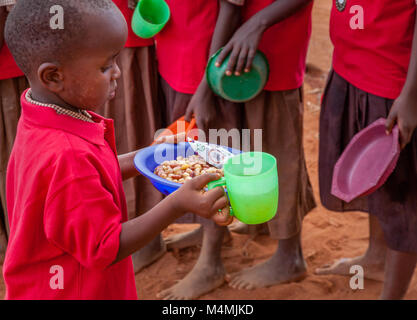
[243,89,316,240]
[95,46,164,220]
[161,78,316,238]
[160,77,242,130]
[0,75,29,258]
[319,70,417,253]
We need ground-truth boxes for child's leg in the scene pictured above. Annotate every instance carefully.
[165,225,204,250]
[228,221,270,236]
[228,88,316,289]
[157,222,226,300]
[316,70,391,281]
[227,231,307,290]
[131,234,166,273]
[165,225,232,250]
[380,249,417,299]
[315,214,386,281]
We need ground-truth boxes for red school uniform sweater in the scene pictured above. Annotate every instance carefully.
[3,90,137,300]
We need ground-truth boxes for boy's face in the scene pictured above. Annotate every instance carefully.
[56,10,128,111]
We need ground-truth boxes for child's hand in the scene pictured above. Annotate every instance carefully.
[154,132,187,144]
[185,82,216,135]
[172,173,229,220]
[215,18,265,76]
[386,91,417,149]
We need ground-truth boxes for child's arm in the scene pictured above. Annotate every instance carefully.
[113,173,227,264]
[215,0,312,75]
[44,155,228,270]
[208,0,242,58]
[118,151,140,181]
[0,6,7,49]
[184,0,242,133]
[386,12,417,149]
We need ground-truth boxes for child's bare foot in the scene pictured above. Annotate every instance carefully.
[226,249,307,290]
[165,225,232,250]
[228,221,269,235]
[227,234,307,289]
[315,255,385,282]
[158,223,227,300]
[132,234,166,273]
[315,216,387,282]
[157,260,225,300]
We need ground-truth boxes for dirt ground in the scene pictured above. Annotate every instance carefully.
[2,0,417,300]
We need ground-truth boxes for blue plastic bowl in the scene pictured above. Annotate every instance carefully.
[134,142,241,195]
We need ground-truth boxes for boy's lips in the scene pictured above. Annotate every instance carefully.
[109,85,117,99]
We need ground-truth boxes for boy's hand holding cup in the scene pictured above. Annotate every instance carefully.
[172,173,230,222]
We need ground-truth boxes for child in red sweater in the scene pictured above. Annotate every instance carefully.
[3,0,227,300]
[317,0,417,300]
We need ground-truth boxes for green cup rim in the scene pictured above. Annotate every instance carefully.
[224,152,277,180]
[206,48,270,103]
[135,0,171,27]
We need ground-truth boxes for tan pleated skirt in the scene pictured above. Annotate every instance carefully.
[243,89,316,239]
[0,75,29,258]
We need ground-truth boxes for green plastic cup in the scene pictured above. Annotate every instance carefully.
[206,48,270,103]
[207,152,279,225]
[131,0,171,39]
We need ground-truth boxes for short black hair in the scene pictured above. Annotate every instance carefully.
[5,0,116,77]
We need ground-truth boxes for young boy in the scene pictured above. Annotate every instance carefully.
[3,0,228,300]
[95,0,165,274]
[316,0,417,300]
[209,0,316,291]
[154,0,244,300]
[0,1,29,261]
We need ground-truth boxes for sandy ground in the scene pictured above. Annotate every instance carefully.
[2,0,417,300]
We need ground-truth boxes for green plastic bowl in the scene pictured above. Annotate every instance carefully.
[131,0,171,39]
[206,48,270,103]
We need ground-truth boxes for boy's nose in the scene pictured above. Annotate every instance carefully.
[113,63,122,80]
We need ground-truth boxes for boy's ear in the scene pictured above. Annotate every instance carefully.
[37,62,64,93]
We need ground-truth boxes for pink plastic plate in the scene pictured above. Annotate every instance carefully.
[331,118,400,203]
